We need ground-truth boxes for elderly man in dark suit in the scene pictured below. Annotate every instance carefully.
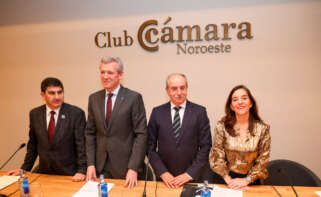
[148,73,212,188]
[85,57,147,189]
[7,77,87,182]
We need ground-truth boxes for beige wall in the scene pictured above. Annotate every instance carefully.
[1,1,321,178]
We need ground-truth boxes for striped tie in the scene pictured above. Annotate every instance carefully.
[173,106,181,142]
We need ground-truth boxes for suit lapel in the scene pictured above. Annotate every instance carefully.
[96,90,107,131]
[40,105,50,144]
[52,103,67,145]
[164,102,179,144]
[107,86,125,133]
[177,100,192,144]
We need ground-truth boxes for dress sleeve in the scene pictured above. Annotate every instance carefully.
[247,124,271,182]
[209,123,229,178]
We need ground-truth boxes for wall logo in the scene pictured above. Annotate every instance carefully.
[94,17,253,55]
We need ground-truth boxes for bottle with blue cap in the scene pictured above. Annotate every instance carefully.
[18,170,29,197]
[98,174,108,197]
[200,180,211,197]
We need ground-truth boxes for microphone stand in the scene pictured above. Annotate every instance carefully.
[142,151,151,197]
[0,143,26,197]
[0,143,26,170]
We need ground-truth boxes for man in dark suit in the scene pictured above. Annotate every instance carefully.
[7,77,87,182]
[148,73,212,188]
[85,57,147,189]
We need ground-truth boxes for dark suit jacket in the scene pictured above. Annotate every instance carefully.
[21,103,87,175]
[148,101,212,180]
[85,86,147,178]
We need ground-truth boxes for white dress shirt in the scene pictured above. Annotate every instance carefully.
[104,85,120,119]
[45,105,60,129]
[170,101,186,125]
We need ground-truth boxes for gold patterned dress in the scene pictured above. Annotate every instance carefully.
[209,121,271,183]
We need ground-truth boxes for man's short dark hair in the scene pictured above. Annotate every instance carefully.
[41,77,64,93]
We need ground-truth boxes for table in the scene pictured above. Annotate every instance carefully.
[1,171,320,197]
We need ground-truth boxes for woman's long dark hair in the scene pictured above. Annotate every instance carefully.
[223,85,262,137]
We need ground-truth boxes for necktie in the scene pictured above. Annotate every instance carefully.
[173,106,181,142]
[48,111,55,144]
[106,93,113,125]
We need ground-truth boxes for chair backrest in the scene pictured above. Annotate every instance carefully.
[263,159,321,186]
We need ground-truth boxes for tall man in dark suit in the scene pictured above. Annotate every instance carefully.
[148,73,212,188]
[6,77,87,182]
[85,57,147,189]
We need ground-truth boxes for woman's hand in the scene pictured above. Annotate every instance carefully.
[227,178,250,190]
[223,175,232,184]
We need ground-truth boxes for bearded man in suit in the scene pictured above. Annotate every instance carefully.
[85,57,147,189]
[7,77,86,182]
[148,73,212,188]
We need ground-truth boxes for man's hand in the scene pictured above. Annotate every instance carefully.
[72,173,86,182]
[171,173,192,187]
[228,178,250,190]
[6,168,22,176]
[160,172,176,188]
[124,169,138,189]
[86,165,97,181]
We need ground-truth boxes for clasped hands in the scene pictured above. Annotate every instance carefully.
[160,172,192,188]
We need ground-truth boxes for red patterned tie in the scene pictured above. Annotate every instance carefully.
[106,93,113,125]
[48,111,55,144]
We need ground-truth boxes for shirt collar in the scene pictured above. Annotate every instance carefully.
[46,105,61,117]
[105,85,120,97]
[170,100,186,110]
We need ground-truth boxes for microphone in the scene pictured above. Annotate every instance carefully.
[277,168,298,197]
[0,143,26,170]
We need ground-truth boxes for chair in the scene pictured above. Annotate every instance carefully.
[263,159,321,186]
[198,163,225,184]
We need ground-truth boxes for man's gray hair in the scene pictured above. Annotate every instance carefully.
[100,57,124,73]
[166,73,188,88]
